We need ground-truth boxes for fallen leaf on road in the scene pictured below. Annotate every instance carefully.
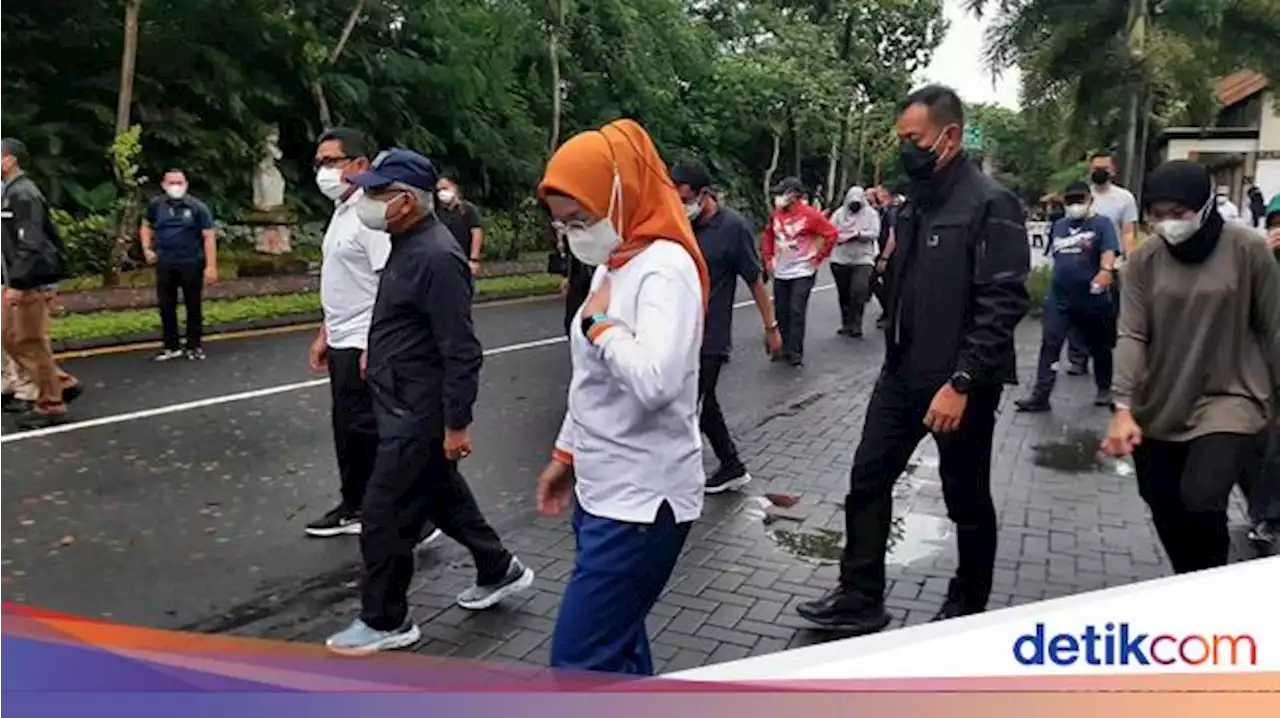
[57,535,75,547]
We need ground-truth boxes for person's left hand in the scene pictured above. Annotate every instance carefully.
[536,459,574,516]
[444,427,472,461]
[469,259,481,275]
[924,383,968,434]
[763,325,782,356]
[1091,269,1113,290]
[203,266,218,285]
[583,275,611,317]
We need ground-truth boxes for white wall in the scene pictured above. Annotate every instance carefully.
[1255,158,1280,205]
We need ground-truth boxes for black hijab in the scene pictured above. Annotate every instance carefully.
[1141,160,1223,264]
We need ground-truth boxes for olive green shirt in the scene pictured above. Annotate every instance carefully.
[1113,222,1280,441]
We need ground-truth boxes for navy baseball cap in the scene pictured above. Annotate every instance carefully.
[347,148,439,192]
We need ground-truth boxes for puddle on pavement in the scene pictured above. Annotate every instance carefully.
[760,465,952,567]
[1031,429,1105,473]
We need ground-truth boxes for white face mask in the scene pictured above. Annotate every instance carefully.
[316,167,346,202]
[773,194,791,209]
[684,199,702,220]
[355,195,391,231]
[437,188,457,205]
[1065,203,1089,220]
[164,183,188,200]
[1155,199,1210,246]
[565,171,623,267]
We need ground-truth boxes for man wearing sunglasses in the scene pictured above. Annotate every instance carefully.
[304,128,441,548]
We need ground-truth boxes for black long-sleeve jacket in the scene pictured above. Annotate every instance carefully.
[881,154,1031,388]
[366,217,483,439]
[2,174,66,289]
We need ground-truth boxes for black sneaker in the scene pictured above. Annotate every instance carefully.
[787,354,804,368]
[1066,363,1088,376]
[1014,395,1051,413]
[305,505,361,537]
[1093,388,1114,407]
[837,327,853,337]
[456,557,535,610]
[795,586,891,633]
[1247,521,1277,546]
[705,461,752,495]
[931,581,987,622]
[186,348,206,361]
[153,349,184,362]
[15,410,71,431]
[62,383,84,404]
[418,525,444,547]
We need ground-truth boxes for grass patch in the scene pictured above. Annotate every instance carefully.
[51,273,562,343]
[1026,263,1051,314]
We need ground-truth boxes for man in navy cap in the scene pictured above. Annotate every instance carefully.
[325,148,533,656]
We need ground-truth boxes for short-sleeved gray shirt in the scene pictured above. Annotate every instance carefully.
[1090,184,1138,251]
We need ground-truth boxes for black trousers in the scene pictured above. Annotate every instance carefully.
[156,263,204,350]
[1133,432,1267,573]
[327,347,379,511]
[360,435,511,630]
[1033,302,1113,396]
[1065,275,1121,367]
[830,263,873,334]
[698,354,738,466]
[840,372,1002,606]
[773,275,815,360]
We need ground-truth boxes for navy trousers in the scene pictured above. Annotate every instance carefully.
[551,502,691,675]
[1033,301,1113,397]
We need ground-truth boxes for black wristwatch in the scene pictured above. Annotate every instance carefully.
[581,312,609,341]
[948,371,973,395]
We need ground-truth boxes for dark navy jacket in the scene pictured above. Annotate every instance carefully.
[882,154,1031,388]
[366,217,482,439]
[145,195,214,265]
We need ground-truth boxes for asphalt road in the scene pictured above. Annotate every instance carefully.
[1,278,888,630]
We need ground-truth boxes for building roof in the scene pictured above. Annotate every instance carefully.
[1215,70,1269,108]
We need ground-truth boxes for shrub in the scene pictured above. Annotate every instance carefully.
[51,209,114,278]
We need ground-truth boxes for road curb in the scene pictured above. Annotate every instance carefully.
[52,287,562,356]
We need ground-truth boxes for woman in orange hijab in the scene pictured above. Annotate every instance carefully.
[535,119,709,674]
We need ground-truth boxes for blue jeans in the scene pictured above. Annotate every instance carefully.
[551,502,691,675]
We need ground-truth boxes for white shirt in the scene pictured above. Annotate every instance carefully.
[829,204,881,266]
[320,189,391,350]
[555,240,705,524]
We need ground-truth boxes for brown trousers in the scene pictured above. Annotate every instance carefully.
[1,290,74,413]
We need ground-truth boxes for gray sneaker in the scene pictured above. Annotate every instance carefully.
[456,557,534,610]
[325,618,421,656]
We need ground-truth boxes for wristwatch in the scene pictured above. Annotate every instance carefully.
[948,371,973,395]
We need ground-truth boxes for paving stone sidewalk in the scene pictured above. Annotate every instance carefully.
[268,322,1264,673]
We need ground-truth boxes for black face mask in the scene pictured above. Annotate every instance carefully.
[848,201,862,212]
[899,139,939,182]
[1091,169,1111,185]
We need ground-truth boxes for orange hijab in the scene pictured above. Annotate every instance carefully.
[537,119,710,307]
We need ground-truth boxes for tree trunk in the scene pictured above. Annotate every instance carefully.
[1120,0,1147,189]
[790,111,802,178]
[312,0,367,130]
[828,98,856,201]
[1133,88,1154,205]
[547,0,566,156]
[763,131,781,211]
[106,0,143,288]
[855,109,869,186]
[1121,85,1140,189]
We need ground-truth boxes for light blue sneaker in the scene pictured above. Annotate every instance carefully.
[325,618,421,656]
[456,557,535,610]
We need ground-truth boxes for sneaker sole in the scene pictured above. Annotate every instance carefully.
[796,611,892,634]
[704,472,753,495]
[326,624,422,657]
[456,566,535,611]
[418,528,444,548]
[305,522,362,538]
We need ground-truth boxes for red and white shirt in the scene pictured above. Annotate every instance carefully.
[761,202,838,280]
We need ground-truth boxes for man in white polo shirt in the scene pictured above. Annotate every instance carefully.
[304,128,440,544]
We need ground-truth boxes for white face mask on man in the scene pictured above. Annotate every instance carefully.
[565,172,623,267]
[773,193,791,209]
[437,188,457,205]
[1065,202,1089,220]
[164,183,188,200]
[315,167,346,202]
[356,195,393,231]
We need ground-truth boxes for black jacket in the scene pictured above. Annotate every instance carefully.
[365,217,483,439]
[881,154,1030,388]
[2,174,66,289]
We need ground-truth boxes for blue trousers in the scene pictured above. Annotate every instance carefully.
[551,502,691,675]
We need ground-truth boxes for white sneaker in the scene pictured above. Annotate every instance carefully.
[325,618,421,656]
[456,557,535,610]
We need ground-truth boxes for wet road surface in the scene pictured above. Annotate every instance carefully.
[1,281,884,629]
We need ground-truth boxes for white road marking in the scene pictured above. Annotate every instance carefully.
[1,284,835,444]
